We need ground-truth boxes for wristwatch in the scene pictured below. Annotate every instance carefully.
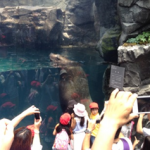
[85,128,92,134]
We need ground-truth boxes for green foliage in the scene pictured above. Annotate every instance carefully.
[126,31,150,44]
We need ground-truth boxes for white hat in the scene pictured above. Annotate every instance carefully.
[60,69,67,75]
[73,103,86,117]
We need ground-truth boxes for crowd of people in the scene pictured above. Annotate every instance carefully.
[1,89,150,150]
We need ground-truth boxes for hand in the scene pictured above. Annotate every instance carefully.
[140,113,145,118]
[133,136,140,146]
[102,89,138,128]
[22,105,40,116]
[88,121,95,132]
[0,119,14,150]
[71,113,74,118]
[34,117,42,131]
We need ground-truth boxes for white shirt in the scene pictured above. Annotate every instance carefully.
[143,127,150,136]
[73,117,87,133]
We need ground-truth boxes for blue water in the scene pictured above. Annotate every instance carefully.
[0,46,107,150]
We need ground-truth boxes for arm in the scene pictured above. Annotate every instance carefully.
[71,118,76,130]
[92,119,118,150]
[32,117,42,147]
[136,114,145,134]
[11,105,40,128]
[82,134,91,150]
[82,121,95,150]
[0,119,14,150]
[132,136,139,150]
[53,124,59,135]
[91,89,138,150]
[71,113,76,130]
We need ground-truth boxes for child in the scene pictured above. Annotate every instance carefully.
[53,113,71,150]
[89,102,100,145]
[71,103,88,150]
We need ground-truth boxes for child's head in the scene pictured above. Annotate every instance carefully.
[60,113,71,126]
[57,113,71,136]
[89,102,99,115]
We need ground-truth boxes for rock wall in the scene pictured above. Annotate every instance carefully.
[0,6,63,48]
[0,0,99,48]
[118,0,150,45]
[97,0,150,62]
[118,44,150,95]
[62,0,98,46]
[96,0,120,62]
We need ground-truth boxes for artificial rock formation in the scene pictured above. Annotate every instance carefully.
[0,0,99,48]
[0,6,63,48]
[98,0,150,62]
[104,44,150,98]
[96,0,120,62]
[118,0,150,45]
[118,44,150,95]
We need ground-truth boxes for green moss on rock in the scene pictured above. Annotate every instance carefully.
[97,26,121,62]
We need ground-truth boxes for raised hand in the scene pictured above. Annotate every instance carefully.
[34,117,42,131]
[22,105,40,116]
[103,89,138,128]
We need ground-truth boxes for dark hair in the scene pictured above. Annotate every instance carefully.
[114,127,122,140]
[91,108,98,111]
[56,123,71,136]
[74,114,85,127]
[65,107,74,115]
[10,127,32,150]
[141,136,150,150]
[80,117,85,127]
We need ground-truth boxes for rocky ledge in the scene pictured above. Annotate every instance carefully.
[118,44,150,95]
[0,6,63,48]
[0,2,98,49]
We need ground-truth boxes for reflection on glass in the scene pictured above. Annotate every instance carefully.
[0,48,107,149]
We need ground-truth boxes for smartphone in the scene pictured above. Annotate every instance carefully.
[133,96,150,114]
[34,113,40,119]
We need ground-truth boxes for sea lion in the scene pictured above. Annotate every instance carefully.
[49,53,92,114]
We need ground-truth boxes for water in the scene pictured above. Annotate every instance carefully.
[0,46,107,150]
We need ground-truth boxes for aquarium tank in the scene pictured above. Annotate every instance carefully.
[2,0,150,149]
[0,0,114,149]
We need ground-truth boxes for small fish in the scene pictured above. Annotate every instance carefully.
[0,93,7,98]
[1,35,6,38]
[47,105,57,111]
[1,102,16,109]
[71,92,80,99]
[85,74,89,77]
